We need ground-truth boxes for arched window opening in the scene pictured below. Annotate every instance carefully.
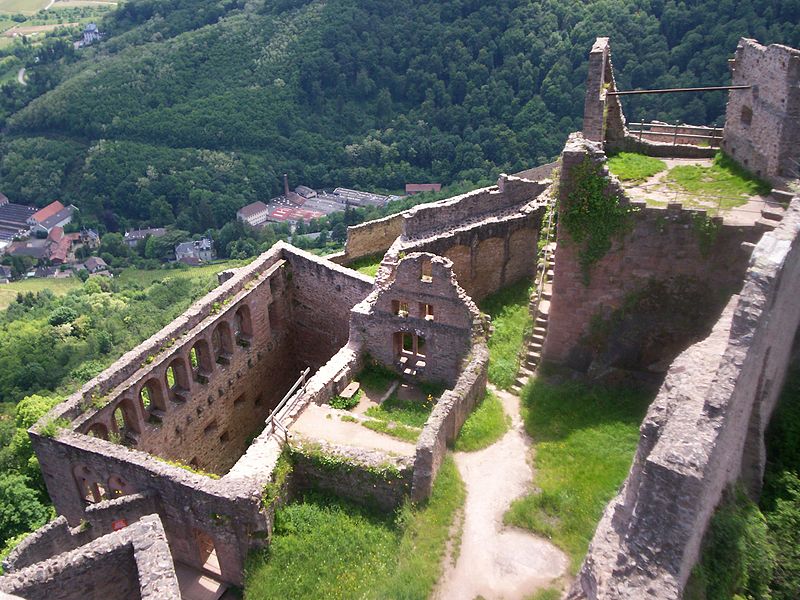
[233,305,253,346]
[212,322,234,364]
[87,422,108,440]
[112,398,140,438]
[108,474,132,498]
[139,379,166,418]
[189,340,213,382]
[165,357,190,400]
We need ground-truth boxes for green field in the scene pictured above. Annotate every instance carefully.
[0,0,49,15]
[0,261,245,310]
[0,277,81,309]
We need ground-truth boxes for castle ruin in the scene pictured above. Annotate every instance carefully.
[1,36,799,600]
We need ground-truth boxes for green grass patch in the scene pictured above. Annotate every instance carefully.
[244,456,464,600]
[454,390,509,452]
[115,260,245,287]
[526,589,562,600]
[0,277,82,310]
[347,254,384,277]
[607,152,667,182]
[329,390,362,410]
[665,152,770,206]
[685,486,775,600]
[361,418,420,443]
[479,278,533,389]
[504,378,651,572]
[365,393,435,428]
[358,360,397,393]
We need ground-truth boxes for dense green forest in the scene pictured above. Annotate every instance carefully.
[1,0,798,234]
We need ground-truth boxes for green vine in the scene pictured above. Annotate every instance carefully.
[691,213,722,257]
[560,158,638,283]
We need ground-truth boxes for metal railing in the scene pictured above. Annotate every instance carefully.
[628,121,723,148]
[265,367,310,438]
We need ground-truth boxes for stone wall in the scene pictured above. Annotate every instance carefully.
[569,194,800,599]
[350,253,480,387]
[402,176,547,239]
[289,439,414,511]
[411,341,489,502]
[4,493,159,571]
[29,242,377,586]
[722,38,800,183]
[543,133,764,372]
[337,213,405,263]
[0,515,181,600]
[282,248,374,370]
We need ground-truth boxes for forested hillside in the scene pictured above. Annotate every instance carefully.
[0,0,797,234]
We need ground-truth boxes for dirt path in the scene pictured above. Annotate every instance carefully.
[16,68,26,86]
[435,385,567,600]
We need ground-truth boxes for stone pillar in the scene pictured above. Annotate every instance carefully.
[582,38,610,142]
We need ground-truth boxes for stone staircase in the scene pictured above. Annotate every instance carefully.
[511,206,557,394]
[757,188,796,229]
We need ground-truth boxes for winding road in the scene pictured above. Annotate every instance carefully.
[435,385,568,600]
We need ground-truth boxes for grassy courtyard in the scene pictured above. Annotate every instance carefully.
[454,389,509,452]
[505,378,652,571]
[607,152,667,182]
[479,277,534,390]
[244,456,465,600]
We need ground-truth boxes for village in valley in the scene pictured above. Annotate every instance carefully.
[0,179,439,284]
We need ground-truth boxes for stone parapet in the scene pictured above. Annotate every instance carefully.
[569,194,800,599]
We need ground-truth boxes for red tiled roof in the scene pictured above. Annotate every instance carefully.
[268,206,324,222]
[405,183,442,193]
[31,201,65,224]
[48,226,64,242]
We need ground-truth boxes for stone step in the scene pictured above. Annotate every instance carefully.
[755,217,778,230]
[546,269,555,279]
[535,317,548,328]
[533,326,547,335]
[538,300,550,316]
[531,333,545,343]
[761,205,785,221]
[770,189,795,205]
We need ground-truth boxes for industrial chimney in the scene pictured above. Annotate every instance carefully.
[283,173,290,198]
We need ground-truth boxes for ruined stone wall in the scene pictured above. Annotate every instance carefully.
[336,213,405,263]
[4,493,160,571]
[30,429,265,586]
[722,38,800,182]
[411,342,489,502]
[282,249,374,370]
[289,440,413,511]
[350,253,479,387]
[402,177,547,239]
[29,242,377,587]
[543,134,764,371]
[70,256,298,476]
[569,194,800,599]
[0,515,181,600]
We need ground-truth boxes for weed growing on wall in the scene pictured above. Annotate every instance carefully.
[561,158,638,283]
[691,213,722,257]
[261,452,293,508]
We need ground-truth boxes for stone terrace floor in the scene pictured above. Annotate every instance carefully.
[288,380,433,456]
[617,157,778,226]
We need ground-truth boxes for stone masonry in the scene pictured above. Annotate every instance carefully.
[569,194,800,599]
[543,133,765,372]
[722,38,800,184]
[1,515,180,600]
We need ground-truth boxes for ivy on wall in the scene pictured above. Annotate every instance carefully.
[691,213,722,257]
[560,158,638,283]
